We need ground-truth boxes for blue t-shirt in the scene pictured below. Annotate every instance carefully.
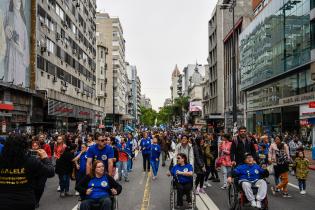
[140,138,151,155]
[171,164,193,184]
[150,144,161,160]
[87,144,114,170]
[233,163,265,182]
[0,143,3,154]
[78,151,87,174]
[87,175,110,199]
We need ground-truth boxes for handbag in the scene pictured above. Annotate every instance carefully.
[215,156,224,168]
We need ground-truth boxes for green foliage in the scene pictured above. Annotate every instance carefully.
[139,106,158,126]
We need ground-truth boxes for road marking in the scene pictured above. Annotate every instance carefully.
[72,204,78,210]
[198,193,220,210]
[141,171,152,210]
[288,183,299,190]
[139,171,146,185]
[196,195,209,210]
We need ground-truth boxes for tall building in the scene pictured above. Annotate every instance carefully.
[140,95,152,109]
[36,0,103,132]
[170,65,181,102]
[164,98,172,107]
[126,64,141,126]
[223,0,253,132]
[182,64,205,97]
[240,0,313,135]
[96,13,128,130]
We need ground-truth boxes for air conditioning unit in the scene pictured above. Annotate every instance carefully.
[64,82,68,87]
[61,86,67,91]
[73,49,77,54]
[75,87,80,93]
[56,33,60,41]
[81,91,86,96]
[41,46,47,53]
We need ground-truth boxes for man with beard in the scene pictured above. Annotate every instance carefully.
[230,126,257,166]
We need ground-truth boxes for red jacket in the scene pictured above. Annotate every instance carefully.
[42,143,52,158]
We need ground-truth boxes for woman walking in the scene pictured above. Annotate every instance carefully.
[193,137,206,194]
[218,134,232,189]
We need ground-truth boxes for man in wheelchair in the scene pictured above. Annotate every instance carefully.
[76,160,122,210]
[227,153,269,209]
[168,153,193,208]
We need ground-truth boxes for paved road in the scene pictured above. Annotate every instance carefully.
[38,154,315,210]
[205,168,315,210]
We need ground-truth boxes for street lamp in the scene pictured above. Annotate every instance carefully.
[220,0,237,130]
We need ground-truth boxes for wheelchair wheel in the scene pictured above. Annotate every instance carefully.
[112,196,118,210]
[228,183,238,210]
[170,185,176,210]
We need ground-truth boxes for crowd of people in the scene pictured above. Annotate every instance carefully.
[0,126,311,210]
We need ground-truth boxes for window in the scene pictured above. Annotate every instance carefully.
[56,4,64,21]
[46,39,55,53]
[101,50,103,58]
[37,56,45,70]
[312,20,315,49]
[312,0,315,9]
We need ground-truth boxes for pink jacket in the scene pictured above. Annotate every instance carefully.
[219,141,232,167]
[268,142,290,163]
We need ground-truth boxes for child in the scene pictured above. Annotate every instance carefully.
[258,144,268,166]
[150,137,161,180]
[293,150,309,195]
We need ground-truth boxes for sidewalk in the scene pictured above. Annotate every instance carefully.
[304,150,315,170]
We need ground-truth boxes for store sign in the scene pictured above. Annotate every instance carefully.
[48,99,96,119]
[309,102,315,108]
[280,92,315,106]
[300,104,315,119]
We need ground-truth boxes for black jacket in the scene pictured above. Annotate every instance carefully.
[75,174,122,199]
[55,151,74,175]
[0,156,55,210]
[193,145,205,174]
[230,136,257,165]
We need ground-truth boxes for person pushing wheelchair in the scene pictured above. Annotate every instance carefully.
[227,153,269,209]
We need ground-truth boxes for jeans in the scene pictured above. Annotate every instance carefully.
[116,161,128,179]
[80,197,112,210]
[204,165,211,181]
[176,182,193,206]
[221,166,231,186]
[298,179,306,191]
[150,159,160,177]
[58,174,70,193]
[127,158,133,171]
[142,153,150,171]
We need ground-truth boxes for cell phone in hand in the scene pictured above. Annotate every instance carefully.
[29,150,38,157]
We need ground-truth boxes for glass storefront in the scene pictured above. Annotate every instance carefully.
[240,0,310,90]
[246,67,315,110]
[312,0,315,9]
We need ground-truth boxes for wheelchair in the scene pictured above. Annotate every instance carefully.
[77,196,118,210]
[169,178,196,210]
[228,180,268,210]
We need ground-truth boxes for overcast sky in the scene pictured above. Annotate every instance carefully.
[96,0,216,110]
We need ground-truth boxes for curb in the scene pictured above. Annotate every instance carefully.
[309,165,315,170]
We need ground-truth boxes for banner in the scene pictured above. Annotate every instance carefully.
[0,0,30,87]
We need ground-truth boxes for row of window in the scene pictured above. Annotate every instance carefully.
[37,55,95,96]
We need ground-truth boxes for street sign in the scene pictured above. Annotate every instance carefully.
[309,101,315,108]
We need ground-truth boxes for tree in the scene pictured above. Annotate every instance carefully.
[173,96,190,126]
[157,105,174,125]
[139,106,158,127]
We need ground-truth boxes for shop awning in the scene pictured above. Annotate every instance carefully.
[121,114,134,121]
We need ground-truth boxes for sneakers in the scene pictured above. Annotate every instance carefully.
[282,192,292,198]
[271,186,277,195]
[251,201,257,208]
[60,192,65,197]
[206,181,212,187]
[300,190,306,195]
[199,188,206,194]
[57,186,61,192]
[203,184,207,189]
[194,189,199,195]
[221,185,227,189]
[256,200,262,209]
[75,191,80,196]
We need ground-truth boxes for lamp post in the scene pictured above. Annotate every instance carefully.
[220,0,237,130]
